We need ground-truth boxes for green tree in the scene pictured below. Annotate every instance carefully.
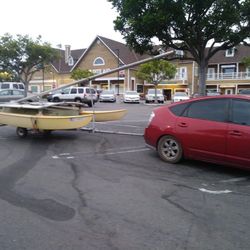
[0,33,59,96]
[108,0,250,95]
[0,71,12,82]
[136,59,176,103]
[242,57,250,67]
[71,68,94,81]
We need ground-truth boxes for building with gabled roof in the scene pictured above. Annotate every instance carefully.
[29,36,250,100]
[29,35,151,94]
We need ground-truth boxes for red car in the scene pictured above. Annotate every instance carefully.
[144,95,250,169]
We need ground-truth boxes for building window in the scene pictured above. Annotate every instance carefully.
[93,57,105,66]
[30,86,38,93]
[176,67,187,79]
[207,68,215,79]
[225,48,235,57]
[137,84,143,93]
[44,86,51,91]
[68,56,74,66]
[247,67,250,78]
[175,49,184,57]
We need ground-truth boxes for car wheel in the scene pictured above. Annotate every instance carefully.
[16,127,28,138]
[157,135,183,163]
[74,98,82,103]
[53,97,60,102]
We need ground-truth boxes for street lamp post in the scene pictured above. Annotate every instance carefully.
[115,49,120,95]
[153,73,158,103]
[42,66,45,92]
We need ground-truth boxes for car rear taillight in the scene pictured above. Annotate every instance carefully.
[146,112,155,127]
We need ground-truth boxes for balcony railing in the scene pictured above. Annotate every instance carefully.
[207,72,250,80]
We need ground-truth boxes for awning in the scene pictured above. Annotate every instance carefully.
[219,84,235,88]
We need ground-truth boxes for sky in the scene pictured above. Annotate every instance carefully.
[0,0,125,50]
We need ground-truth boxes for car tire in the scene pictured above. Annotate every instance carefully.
[53,97,60,102]
[157,135,183,163]
[16,127,28,138]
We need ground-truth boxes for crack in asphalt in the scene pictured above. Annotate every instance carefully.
[70,162,87,208]
[161,194,197,217]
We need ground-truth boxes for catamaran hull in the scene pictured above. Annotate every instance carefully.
[0,112,93,130]
[81,109,127,122]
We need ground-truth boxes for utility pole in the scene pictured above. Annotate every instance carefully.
[116,49,120,95]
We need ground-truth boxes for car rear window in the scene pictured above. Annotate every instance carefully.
[170,103,189,116]
[18,84,24,89]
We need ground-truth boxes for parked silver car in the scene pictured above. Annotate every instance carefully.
[145,89,164,103]
[99,90,116,102]
[0,89,25,102]
[123,91,140,103]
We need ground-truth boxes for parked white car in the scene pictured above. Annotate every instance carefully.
[0,82,25,90]
[123,91,140,103]
[172,92,190,102]
[50,87,98,107]
[145,89,164,103]
[99,90,116,102]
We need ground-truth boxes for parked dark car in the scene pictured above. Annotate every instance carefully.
[239,89,250,95]
[144,95,250,169]
[0,89,25,102]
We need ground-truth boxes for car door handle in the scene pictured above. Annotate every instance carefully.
[177,122,188,128]
[228,130,242,136]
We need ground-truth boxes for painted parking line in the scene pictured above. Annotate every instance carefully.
[99,147,150,156]
[219,177,248,183]
[52,146,150,159]
[199,188,232,194]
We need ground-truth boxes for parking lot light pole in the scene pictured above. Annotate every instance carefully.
[115,49,120,95]
[153,73,158,103]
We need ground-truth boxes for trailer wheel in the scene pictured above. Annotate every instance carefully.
[16,127,28,138]
[43,130,52,136]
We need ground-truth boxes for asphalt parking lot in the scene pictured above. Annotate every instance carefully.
[0,100,250,250]
[82,98,158,135]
